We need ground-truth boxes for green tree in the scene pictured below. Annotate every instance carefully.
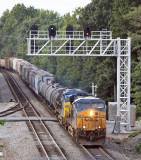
[124,6,141,117]
[79,0,114,30]
[132,57,141,116]
[110,0,141,38]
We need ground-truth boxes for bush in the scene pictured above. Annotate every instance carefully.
[136,144,141,153]
[0,120,6,126]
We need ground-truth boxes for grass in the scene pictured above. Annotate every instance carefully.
[137,116,141,121]
[128,130,141,138]
[0,120,6,126]
[136,144,141,153]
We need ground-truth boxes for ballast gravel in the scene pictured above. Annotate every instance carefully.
[0,71,141,160]
[0,73,14,102]
[0,120,41,160]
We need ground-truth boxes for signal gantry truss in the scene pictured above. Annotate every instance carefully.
[27,30,131,130]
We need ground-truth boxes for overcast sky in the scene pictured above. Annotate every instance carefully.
[0,0,91,17]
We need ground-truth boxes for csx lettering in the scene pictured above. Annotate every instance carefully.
[85,116,98,121]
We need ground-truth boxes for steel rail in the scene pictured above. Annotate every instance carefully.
[2,70,67,160]
[99,147,115,160]
[80,145,96,160]
[81,145,116,160]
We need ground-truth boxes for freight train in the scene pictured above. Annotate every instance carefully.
[0,57,106,146]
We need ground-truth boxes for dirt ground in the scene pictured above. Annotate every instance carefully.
[105,120,141,160]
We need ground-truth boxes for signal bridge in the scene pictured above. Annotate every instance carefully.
[27,30,113,56]
[27,28,131,131]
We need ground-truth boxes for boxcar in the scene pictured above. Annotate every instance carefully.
[0,59,5,68]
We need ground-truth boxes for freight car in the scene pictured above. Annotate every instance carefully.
[1,57,106,146]
[0,59,5,69]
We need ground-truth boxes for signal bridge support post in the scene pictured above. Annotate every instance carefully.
[117,38,131,131]
[27,30,131,131]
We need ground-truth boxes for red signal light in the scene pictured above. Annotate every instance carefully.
[84,26,91,37]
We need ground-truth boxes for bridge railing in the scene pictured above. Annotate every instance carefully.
[29,30,112,40]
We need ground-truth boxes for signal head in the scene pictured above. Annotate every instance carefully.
[48,25,56,37]
[84,25,91,37]
[66,25,73,36]
[30,24,38,35]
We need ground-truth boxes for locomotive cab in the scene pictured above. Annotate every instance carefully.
[70,97,106,146]
[64,95,75,117]
[63,90,88,118]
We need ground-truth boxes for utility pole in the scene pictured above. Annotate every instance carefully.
[92,83,98,97]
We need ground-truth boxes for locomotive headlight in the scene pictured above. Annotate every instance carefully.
[83,125,86,129]
[90,110,94,116]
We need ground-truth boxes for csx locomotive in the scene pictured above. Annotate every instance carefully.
[0,57,106,145]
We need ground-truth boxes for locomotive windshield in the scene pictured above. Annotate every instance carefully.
[75,102,105,113]
[76,102,105,109]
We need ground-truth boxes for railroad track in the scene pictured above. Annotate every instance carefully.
[81,145,117,160]
[1,70,67,160]
[0,103,23,117]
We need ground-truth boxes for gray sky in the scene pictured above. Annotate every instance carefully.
[0,0,91,17]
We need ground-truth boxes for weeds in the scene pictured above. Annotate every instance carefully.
[128,130,141,138]
[0,120,6,126]
[136,144,141,153]
[137,117,141,121]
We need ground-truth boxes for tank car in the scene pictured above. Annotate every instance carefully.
[34,69,55,95]
[45,83,66,110]
[39,81,51,99]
